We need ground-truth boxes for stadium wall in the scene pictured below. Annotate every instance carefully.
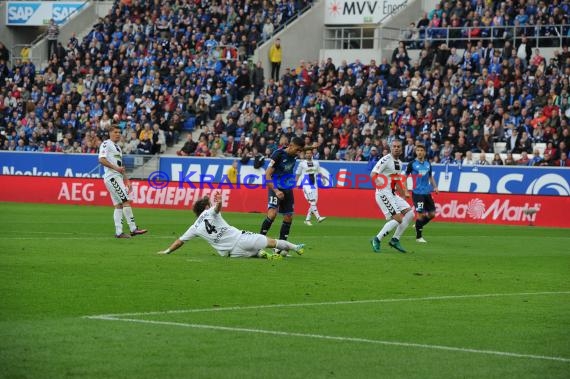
[254,0,325,77]
[0,176,568,228]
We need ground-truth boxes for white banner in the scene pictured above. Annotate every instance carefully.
[324,0,408,25]
[6,1,85,26]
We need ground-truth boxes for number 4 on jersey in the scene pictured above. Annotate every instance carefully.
[204,219,217,234]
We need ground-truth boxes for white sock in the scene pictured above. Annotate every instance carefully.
[377,219,399,240]
[311,203,321,219]
[393,211,414,240]
[306,206,312,221]
[114,209,123,235]
[276,239,297,251]
[122,206,137,232]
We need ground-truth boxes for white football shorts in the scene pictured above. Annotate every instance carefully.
[375,190,410,220]
[104,175,131,205]
[229,232,267,257]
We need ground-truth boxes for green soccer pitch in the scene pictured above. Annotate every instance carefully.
[1,202,569,379]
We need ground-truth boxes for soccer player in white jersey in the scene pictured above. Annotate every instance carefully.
[98,125,147,238]
[295,151,326,226]
[157,191,305,259]
[370,140,414,253]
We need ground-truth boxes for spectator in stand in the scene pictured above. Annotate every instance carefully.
[528,149,543,166]
[268,38,282,82]
[491,153,504,165]
[177,134,197,157]
[477,152,489,165]
[555,152,569,167]
[46,19,59,59]
[505,152,516,166]
[517,151,530,165]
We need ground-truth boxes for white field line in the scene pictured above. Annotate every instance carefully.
[87,316,570,363]
[86,291,570,319]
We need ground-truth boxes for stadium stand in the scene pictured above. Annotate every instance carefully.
[0,0,568,167]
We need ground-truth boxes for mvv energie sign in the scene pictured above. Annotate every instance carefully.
[325,0,408,24]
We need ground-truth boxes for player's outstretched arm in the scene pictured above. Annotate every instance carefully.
[213,191,223,213]
[157,239,184,255]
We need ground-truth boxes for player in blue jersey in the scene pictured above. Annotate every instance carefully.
[260,136,311,255]
[405,144,439,243]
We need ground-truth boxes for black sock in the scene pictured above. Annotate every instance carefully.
[423,217,433,227]
[415,218,425,238]
[260,217,274,235]
[279,221,292,240]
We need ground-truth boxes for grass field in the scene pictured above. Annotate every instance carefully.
[0,202,569,379]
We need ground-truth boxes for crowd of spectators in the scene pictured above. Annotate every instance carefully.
[0,0,312,155]
[179,0,569,167]
[404,0,570,50]
[1,0,569,168]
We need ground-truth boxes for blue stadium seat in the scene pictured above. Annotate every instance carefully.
[182,117,196,131]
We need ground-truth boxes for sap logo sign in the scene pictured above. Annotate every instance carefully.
[53,4,83,23]
[7,4,40,23]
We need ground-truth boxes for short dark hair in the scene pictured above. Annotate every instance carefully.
[193,196,211,216]
[416,144,426,151]
[290,136,305,148]
[110,124,121,131]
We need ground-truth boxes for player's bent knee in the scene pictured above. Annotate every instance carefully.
[267,209,277,219]
[392,214,404,223]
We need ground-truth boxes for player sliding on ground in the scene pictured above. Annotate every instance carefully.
[370,140,414,253]
[157,191,305,260]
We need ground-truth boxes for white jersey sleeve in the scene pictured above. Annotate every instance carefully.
[179,208,242,256]
[99,139,123,178]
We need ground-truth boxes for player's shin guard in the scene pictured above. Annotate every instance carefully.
[279,221,292,240]
[122,206,137,232]
[393,211,414,240]
[377,219,399,240]
[260,217,274,235]
[276,239,297,251]
[114,209,123,235]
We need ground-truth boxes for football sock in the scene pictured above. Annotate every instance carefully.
[311,203,321,219]
[260,217,274,235]
[276,239,297,251]
[114,209,123,235]
[393,211,414,240]
[416,216,433,238]
[122,206,137,232]
[415,217,425,238]
[306,206,312,221]
[279,221,292,240]
[377,219,399,240]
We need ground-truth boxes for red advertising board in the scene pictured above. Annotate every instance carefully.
[0,176,568,228]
